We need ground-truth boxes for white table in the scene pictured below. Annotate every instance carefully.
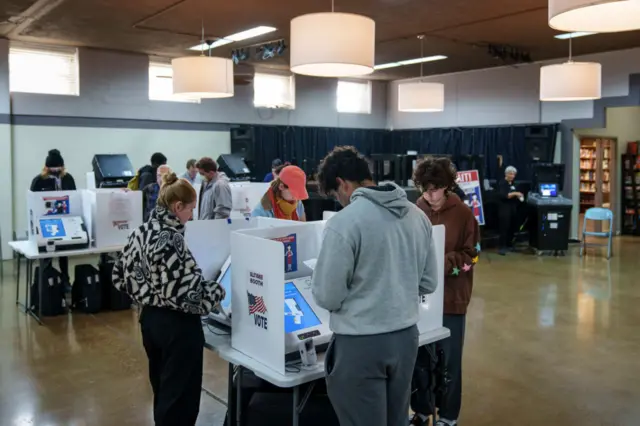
[204,324,450,426]
[8,240,124,324]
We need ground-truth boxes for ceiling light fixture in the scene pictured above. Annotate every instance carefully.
[540,35,601,101]
[289,0,375,77]
[374,55,447,70]
[173,23,234,99]
[554,31,596,39]
[188,26,276,51]
[549,0,640,33]
[398,35,445,113]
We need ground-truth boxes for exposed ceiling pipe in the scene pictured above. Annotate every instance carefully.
[6,0,68,38]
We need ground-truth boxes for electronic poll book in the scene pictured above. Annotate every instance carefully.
[36,216,89,252]
[208,257,332,359]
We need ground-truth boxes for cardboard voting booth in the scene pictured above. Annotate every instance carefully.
[83,189,142,248]
[230,221,326,375]
[185,217,300,282]
[417,224,445,333]
[229,221,445,375]
[229,182,270,219]
[27,190,88,243]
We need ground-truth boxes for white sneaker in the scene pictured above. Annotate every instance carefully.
[435,419,457,426]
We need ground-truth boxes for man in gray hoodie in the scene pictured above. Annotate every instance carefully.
[312,146,438,426]
[196,157,232,220]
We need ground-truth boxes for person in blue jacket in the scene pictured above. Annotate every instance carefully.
[263,159,283,182]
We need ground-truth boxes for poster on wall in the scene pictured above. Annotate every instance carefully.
[457,170,485,226]
[271,234,298,273]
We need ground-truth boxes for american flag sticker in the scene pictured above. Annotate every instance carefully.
[247,292,267,315]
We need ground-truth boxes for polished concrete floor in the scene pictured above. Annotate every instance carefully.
[1,238,639,425]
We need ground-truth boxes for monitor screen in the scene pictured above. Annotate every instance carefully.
[539,183,558,197]
[39,218,67,238]
[219,264,232,310]
[284,282,321,334]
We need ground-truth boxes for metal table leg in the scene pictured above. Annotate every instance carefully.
[236,365,243,426]
[226,363,236,426]
[25,259,43,325]
[293,386,300,426]
[15,253,22,305]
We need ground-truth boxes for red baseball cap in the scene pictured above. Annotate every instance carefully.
[279,166,308,200]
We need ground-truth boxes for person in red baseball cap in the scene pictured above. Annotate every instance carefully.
[252,165,308,221]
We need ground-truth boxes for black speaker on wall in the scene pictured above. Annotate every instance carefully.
[524,125,553,163]
[230,126,255,162]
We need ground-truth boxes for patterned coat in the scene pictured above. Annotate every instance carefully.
[112,206,224,315]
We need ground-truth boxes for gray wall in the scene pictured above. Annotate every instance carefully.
[9,47,388,129]
[388,48,640,130]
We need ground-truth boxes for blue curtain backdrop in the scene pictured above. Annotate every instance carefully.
[250,124,557,181]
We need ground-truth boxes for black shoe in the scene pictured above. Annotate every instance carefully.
[410,414,428,426]
[498,248,507,256]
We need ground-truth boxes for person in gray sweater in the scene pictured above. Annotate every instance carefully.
[196,157,232,220]
[312,146,438,426]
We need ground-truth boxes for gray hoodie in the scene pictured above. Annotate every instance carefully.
[199,172,232,220]
[311,183,437,336]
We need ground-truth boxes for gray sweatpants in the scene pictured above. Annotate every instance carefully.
[325,325,419,426]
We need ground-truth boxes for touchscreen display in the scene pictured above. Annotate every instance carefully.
[284,282,321,334]
[219,266,232,310]
[40,218,67,238]
[540,183,558,197]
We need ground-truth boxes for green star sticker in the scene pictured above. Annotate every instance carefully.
[475,243,482,252]
[452,267,460,276]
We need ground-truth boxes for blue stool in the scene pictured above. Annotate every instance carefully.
[580,207,614,259]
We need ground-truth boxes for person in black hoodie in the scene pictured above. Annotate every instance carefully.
[30,149,77,284]
[138,152,167,190]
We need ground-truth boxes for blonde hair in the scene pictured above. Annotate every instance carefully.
[157,172,197,209]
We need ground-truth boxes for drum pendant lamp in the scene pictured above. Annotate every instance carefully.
[539,36,601,101]
[398,35,445,112]
[549,0,640,32]
[172,25,234,99]
[290,0,375,77]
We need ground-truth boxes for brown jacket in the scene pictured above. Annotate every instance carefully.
[416,194,480,315]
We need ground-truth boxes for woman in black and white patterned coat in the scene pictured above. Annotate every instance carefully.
[113,172,225,426]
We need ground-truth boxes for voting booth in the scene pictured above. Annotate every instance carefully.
[228,221,445,375]
[83,189,143,249]
[26,190,90,251]
[229,182,270,219]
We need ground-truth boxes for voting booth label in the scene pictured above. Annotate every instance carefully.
[457,170,485,226]
[271,234,298,273]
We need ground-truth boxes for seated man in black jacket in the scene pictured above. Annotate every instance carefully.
[497,166,524,255]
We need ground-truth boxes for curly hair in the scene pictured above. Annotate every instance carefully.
[412,156,457,192]
[317,146,372,195]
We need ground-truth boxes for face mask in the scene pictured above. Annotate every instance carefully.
[49,169,61,176]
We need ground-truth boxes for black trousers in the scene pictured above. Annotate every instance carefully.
[498,205,517,248]
[438,314,466,421]
[140,306,204,426]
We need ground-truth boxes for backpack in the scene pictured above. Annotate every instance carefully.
[72,264,102,313]
[410,344,441,416]
[30,264,66,316]
[99,253,132,311]
[127,172,140,190]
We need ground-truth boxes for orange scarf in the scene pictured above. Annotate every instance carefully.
[268,190,299,220]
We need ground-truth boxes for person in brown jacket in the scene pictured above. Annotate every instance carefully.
[411,157,480,426]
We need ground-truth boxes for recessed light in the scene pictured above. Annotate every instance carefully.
[374,55,447,70]
[554,31,597,40]
[189,26,276,51]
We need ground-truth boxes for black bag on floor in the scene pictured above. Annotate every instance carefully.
[72,264,102,313]
[410,344,439,416]
[245,388,339,426]
[30,264,66,316]
[99,253,132,311]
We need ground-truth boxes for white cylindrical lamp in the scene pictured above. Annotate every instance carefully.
[398,82,445,112]
[549,0,640,32]
[172,56,234,99]
[290,12,375,77]
[539,61,601,101]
